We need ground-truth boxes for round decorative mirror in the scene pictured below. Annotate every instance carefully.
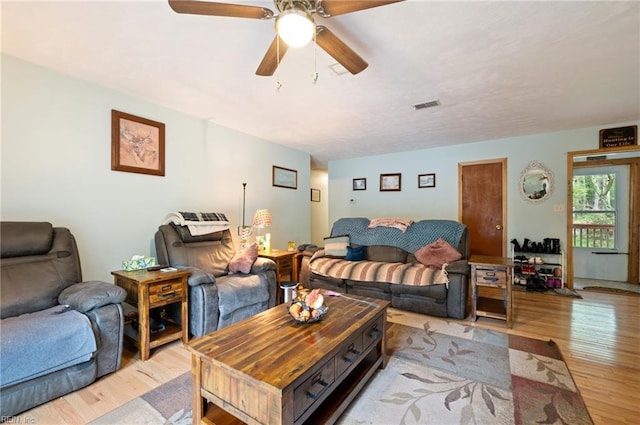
[519,160,553,203]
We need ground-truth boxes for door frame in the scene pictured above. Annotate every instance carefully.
[566,146,640,287]
[458,158,508,257]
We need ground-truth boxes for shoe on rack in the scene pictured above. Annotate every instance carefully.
[511,238,522,252]
[526,277,535,292]
[535,257,543,264]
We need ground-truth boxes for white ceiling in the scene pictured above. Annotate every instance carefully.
[2,1,639,169]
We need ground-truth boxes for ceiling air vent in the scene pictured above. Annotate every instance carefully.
[413,100,440,110]
[329,63,349,75]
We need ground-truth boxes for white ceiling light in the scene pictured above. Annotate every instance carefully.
[276,8,315,48]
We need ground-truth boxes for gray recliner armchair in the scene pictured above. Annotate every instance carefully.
[154,224,278,338]
[0,222,127,417]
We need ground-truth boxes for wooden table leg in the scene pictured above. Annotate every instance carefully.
[138,284,150,361]
[192,355,204,425]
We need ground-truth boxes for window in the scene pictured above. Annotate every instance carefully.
[572,173,616,248]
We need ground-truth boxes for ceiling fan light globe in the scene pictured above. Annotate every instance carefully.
[276,9,314,48]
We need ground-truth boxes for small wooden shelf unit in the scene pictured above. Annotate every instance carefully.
[469,255,514,328]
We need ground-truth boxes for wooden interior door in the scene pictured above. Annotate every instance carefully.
[459,159,508,257]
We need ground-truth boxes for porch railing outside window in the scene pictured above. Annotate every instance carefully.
[572,223,616,248]
[572,173,616,249]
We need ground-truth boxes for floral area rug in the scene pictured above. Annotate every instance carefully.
[338,320,592,425]
[90,318,592,425]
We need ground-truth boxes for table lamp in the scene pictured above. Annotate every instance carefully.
[253,209,272,251]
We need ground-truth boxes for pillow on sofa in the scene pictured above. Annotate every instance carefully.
[345,245,365,261]
[366,246,408,263]
[324,235,349,257]
[415,238,462,269]
[229,243,259,274]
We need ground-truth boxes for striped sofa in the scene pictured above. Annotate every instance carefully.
[299,218,470,319]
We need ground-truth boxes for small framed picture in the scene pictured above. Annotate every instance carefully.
[311,188,321,202]
[418,173,436,188]
[111,110,165,176]
[272,165,297,189]
[380,173,401,191]
[353,178,366,191]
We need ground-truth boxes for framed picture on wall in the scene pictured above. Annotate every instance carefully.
[311,188,321,202]
[380,173,401,191]
[418,173,436,188]
[353,178,366,191]
[111,110,165,176]
[272,165,297,189]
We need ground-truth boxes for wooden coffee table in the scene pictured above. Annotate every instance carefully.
[188,293,389,425]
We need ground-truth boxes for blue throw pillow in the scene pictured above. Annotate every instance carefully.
[345,245,365,261]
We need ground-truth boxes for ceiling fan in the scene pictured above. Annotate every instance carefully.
[168,0,403,76]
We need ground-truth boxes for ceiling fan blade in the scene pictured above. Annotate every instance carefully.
[256,37,289,76]
[315,26,368,75]
[317,0,403,17]
[168,0,273,19]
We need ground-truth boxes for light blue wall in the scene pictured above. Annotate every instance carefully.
[328,121,639,252]
[310,169,329,246]
[1,55,311,281]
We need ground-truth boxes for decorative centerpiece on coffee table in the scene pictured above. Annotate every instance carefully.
[289,288,328,323]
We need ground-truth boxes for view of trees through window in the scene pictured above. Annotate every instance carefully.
[572,173,616,248]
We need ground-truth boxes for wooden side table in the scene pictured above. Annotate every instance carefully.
[111,269,190,360]
[469,255,514,328]
[258,249,296,303]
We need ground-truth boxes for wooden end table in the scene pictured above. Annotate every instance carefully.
[111,269,190,360]
[188,294,389,425]
[258,249,296,302]
[469,255,514,328]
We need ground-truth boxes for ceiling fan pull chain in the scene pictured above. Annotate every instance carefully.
[312,27,319,84]
[276,35,283,92]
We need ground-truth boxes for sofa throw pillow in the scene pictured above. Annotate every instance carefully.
[324,235,349,257]
[229,242,259,274]
[366,246,408,263]
[415,238,462,269]
[345,245,365,261]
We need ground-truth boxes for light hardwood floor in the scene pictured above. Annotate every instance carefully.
[10,289,640,425]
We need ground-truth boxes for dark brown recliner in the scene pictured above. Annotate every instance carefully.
[0,222,127,417]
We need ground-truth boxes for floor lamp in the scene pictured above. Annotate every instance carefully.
[237,183,252,248]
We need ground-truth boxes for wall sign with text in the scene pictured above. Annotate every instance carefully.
[599,125,637,149]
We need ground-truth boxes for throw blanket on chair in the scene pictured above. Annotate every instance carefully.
[311,257,449,287]
[163,212,230,236]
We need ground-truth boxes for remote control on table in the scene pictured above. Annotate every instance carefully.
[146,265,166,271]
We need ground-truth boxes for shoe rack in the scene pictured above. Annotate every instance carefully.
[511,238,564,291]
